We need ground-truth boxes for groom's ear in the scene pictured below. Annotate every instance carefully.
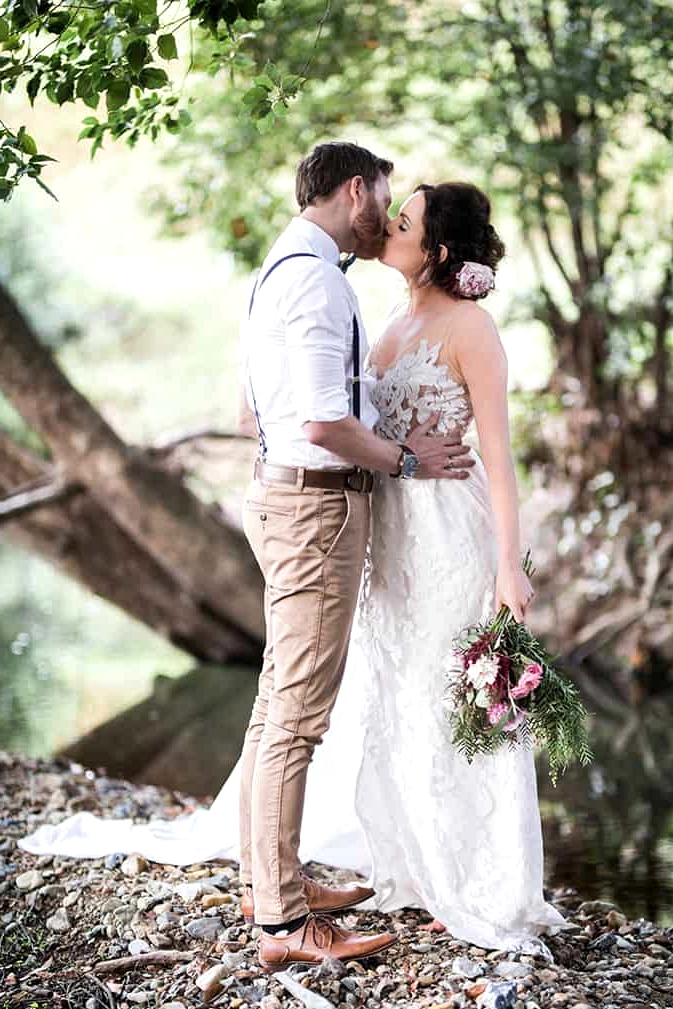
[346,175,366,204]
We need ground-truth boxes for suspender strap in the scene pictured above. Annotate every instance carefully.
[248,252,319,318]
[247,253,320,460]
[352,313,361,421]
[247,251,362,458]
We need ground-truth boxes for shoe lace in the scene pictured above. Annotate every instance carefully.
[308,914,338,950]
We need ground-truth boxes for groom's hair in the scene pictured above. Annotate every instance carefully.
[296,142,393,210]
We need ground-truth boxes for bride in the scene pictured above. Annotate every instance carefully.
[21,180,566,951]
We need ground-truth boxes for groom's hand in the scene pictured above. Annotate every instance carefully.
[406,414,475,480]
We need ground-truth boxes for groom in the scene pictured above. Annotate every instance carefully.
[238,141,474,969]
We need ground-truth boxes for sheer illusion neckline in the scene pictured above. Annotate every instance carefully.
[368,337,465,388]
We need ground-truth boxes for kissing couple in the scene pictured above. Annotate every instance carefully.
[21,141,566,968]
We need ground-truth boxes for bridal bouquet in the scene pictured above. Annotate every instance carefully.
[446,553,593,783]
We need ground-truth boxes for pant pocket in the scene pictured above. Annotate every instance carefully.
[321,492,351,558]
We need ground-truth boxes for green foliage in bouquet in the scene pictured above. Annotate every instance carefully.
[449,553,593,784]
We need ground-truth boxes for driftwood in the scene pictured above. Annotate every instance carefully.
[91,950,194,974]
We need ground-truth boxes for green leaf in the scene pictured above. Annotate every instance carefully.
[0,17,9,42]
[18,132,37,155]
[26,73,40,104]
[75,73,94,101]
[237,0,260,19]
[139,66,169,89]
[56,79,74,104]
[242,85,268,106]
[126,38,149,74]
[46,12,70,34]
[157,33,178,61]
[36,176,58,200]
[106,79,130,111]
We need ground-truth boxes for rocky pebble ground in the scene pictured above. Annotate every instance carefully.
[1,753,672,1009]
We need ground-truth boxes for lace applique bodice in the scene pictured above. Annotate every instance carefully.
[369,338,473,442]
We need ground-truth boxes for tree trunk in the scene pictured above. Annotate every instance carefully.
[0,282,265,657]
[0,433,260,662]
[59,663,258,796]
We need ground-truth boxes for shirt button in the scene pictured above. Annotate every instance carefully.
[260,513,267,521]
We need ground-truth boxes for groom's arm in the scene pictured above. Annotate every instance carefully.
[304,416,475,480]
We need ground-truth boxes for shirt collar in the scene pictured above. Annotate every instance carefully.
[287,217,341,266]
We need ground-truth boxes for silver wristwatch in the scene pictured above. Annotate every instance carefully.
[392,445,420,480]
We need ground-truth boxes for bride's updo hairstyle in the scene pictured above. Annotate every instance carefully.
[415,182,505,300]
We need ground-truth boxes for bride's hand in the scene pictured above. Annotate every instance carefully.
[495,565,534,623]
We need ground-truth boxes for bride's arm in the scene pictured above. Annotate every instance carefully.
[452,307,533,622]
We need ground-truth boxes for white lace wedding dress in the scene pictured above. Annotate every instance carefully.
[21,338,566,950]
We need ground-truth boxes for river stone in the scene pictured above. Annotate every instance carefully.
[121,854,149,877]
[578,900,619,916]
[46,908,70,932]
[477,980,518,1008]
[128,939,151,955]
[495,962,530,979]
[202,893,233,909]
[174,881,220,903]
[185,916,224,941]
[196,963,229,999]
[105,853,125,870]
[219,952,246,972]
[15,870,43,891]
[452,957,485,979]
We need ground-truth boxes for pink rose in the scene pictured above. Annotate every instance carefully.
[504,710,526,733]
[487,702,509,726]
[511,662,543,699]
[455,261,495,298]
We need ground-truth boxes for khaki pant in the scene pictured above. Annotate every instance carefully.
[239,478,370,924]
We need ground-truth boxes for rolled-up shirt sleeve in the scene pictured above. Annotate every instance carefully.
[282,262,352,425]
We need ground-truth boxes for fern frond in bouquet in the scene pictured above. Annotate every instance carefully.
[446,552,593,784]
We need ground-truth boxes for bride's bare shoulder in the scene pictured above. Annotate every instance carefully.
[447,300,501,351]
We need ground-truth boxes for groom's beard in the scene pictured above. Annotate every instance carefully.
[352,195,388,260]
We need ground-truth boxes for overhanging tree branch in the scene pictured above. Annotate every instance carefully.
[0,475,80,521]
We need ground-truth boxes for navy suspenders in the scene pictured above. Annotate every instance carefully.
[246,252,361,461]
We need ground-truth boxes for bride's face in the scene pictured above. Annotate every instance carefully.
[379,191,427,275]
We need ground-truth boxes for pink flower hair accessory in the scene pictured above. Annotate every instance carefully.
[455,261,495,299]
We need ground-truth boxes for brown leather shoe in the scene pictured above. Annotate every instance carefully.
[258,913,398,972]
[241,874,375,925]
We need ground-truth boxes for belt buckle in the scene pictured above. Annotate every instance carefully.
[346,467,373,493]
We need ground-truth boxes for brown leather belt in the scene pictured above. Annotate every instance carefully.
[254,459,374,494]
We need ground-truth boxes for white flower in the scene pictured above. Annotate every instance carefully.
[465,654,499,691]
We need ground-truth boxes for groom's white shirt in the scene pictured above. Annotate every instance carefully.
[244,217,378,470]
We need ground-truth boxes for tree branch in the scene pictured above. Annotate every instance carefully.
[147,425,250,457]
[0,476,80,522]
[535,188,577,296]
[652,254,673,414]
[92,951,194,975]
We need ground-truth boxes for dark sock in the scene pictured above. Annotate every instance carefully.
[262,914,308,936]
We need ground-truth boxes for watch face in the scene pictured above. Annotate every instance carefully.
[402,450,420,479]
